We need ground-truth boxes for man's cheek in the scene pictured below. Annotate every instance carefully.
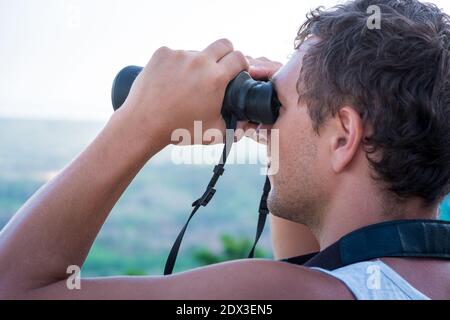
[268,128,280,175]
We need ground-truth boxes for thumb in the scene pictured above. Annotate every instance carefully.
[248,65,272,80]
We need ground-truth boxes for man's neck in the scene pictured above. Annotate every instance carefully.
[313,181,439,250]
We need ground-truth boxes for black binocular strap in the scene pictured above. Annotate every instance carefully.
[284,219,450,271]
[163,116,236,275]
[248,176,271,258]
[162,116,248,275]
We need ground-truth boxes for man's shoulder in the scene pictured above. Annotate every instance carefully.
[179,258,354,299]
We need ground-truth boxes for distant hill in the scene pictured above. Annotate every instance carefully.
[0,117,449,276]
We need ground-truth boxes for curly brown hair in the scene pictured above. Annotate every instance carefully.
[295,0,450,205]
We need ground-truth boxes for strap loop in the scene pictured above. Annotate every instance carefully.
[192,188,216,207]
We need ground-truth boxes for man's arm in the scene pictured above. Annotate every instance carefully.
[16,259,352,300]
[270,215,319,260]
[0,39,248,297]
[0,107,164,296]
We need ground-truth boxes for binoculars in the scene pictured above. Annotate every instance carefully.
[111,65,281,124]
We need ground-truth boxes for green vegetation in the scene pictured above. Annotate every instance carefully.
[0,118,449,276]
[193,234,269,266]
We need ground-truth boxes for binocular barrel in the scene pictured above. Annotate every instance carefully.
[111,66,281,124]
[111,65,143,111]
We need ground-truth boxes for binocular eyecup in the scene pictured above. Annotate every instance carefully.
[222,71,280,124]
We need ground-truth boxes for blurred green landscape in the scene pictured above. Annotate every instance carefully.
[1,118,449,276]
[0,117,272,276]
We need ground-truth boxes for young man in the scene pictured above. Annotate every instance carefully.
[0,0,449,299]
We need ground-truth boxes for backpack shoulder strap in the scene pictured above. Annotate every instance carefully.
[283,219,450,271]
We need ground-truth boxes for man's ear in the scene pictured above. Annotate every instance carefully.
[329,106,364,173]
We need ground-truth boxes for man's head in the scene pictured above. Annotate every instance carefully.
[267,0,450,230]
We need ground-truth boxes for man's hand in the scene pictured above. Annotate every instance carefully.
[120,39,249,147]
[248,56,283,81]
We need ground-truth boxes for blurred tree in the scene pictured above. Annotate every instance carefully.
[193,234,269,266]
[124,268,147,276]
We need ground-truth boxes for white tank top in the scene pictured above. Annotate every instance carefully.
[311,259,430,300]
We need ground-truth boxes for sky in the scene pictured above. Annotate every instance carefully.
[1,0,450,120]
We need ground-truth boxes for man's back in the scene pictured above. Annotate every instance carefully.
[377,258,450,300]
[268,258,450,300]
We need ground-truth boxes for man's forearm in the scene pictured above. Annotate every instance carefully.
[0,107,164,292]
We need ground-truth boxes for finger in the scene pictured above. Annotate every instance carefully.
[254,124,272,145]
[235,121,257,142]
[255,56,272,62]
[218,50,249,81]
[246,57,268,68]
[243,122,259,139]
[246,57,282,77]
[248,57,282,68]
[248,66,273,80]
[203,38,234,62]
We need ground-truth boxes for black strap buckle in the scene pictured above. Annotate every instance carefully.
[213,165,225,176]
[192,188,216,207]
